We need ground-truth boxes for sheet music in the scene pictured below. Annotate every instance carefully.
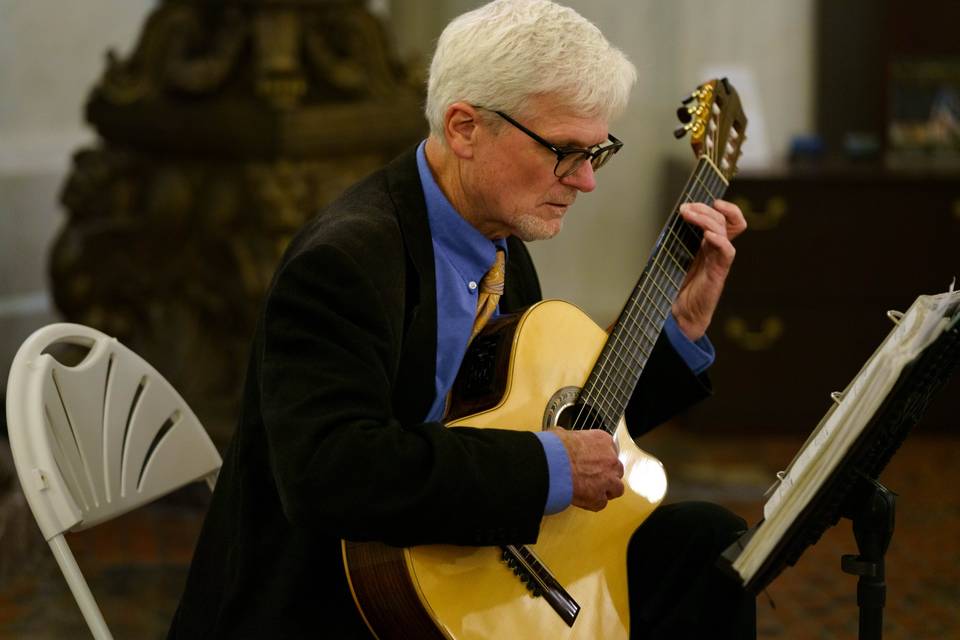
[733,289,960,582]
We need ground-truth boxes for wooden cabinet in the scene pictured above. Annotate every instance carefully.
[677,167,960,432]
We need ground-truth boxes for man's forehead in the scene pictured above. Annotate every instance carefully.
[537,115,610,147]
[518,96,609,144]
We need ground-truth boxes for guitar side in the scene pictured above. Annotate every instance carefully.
[344,300,669,640]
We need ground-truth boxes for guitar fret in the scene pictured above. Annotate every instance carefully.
[665,228,697,259]
[610,318,653,353]
[605,371,633,403]
[636,287,673,320]
[651,260,683,290]
[582,325,662,415]
[648,267,679,300]
[620,325,663,359]
[615,321,657,355]
[602,335,650,375]
[662,242,691,273]
[661,251,686,275]
[675,214,703,251]
[639,301,670,328]
[625,290,670,338]
[691,174,719,202]
[582,365,631,410]
[594,357,635,397]
[674,233,698,259]
[648,252,681,290]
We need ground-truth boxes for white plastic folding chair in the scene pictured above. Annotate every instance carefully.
[5,323,222,639]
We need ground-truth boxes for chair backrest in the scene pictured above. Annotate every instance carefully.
[5,322,221,638]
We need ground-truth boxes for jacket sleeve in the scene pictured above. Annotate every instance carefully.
[625,331,712,438]
[257,243,549,547]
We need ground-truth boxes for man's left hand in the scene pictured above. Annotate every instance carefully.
[672,199,747,341]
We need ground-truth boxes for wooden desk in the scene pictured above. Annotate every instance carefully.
[677,166,960,432]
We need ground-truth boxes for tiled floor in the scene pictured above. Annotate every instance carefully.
[1,424,958,639]
[643,425,960,639]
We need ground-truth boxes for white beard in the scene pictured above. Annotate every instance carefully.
[512,213,563,241]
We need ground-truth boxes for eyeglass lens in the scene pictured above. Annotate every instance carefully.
[556,147,616,178]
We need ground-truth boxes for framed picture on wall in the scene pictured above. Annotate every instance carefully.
[886,57,960,169]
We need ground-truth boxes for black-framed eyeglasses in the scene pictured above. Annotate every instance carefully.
[490,110,624,179]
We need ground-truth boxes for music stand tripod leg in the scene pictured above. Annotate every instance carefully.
[840,475,896,640]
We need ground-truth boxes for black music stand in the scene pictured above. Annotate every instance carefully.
[719,307,960,640]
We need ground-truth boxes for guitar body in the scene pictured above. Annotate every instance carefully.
[344,300,669,640]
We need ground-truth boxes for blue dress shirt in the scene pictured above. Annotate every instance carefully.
[415,141,714,515]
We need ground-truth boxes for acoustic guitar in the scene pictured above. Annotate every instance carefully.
[343,78,748,640]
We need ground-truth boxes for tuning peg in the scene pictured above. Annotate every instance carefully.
[682,94,697,105]
[677,101,707,126]
[674,119,706,139]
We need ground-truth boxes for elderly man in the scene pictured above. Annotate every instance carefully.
[170,1,754,638]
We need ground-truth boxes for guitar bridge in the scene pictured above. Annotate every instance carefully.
[500,544,580,627]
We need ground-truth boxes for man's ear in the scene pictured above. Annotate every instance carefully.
[444,102,480,159]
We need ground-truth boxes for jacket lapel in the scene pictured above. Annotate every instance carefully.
[385,148,439,425]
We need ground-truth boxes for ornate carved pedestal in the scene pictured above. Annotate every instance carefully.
[51,0,426,445]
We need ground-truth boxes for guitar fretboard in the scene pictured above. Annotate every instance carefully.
[573,156,729,432]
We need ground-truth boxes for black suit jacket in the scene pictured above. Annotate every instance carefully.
[169,148,710,638]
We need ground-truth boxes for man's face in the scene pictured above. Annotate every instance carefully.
[465,95,609,241]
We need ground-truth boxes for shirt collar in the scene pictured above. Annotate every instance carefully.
[416,141,506,282]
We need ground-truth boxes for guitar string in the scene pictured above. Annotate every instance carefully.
[587,158,727,431]
[581,226,685,431]
[571,158,720,432]
[573,157,726,433]
[574,161,715,432]
[611,160,721,405]
[597,163,726,424]
[569,182,698,433]
[595,174,710,423]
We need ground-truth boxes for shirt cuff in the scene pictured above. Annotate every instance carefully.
[533,431,573,515]
[663,314,715,375]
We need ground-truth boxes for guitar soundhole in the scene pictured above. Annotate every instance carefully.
[542,387,611,432]
[554,402,606,431]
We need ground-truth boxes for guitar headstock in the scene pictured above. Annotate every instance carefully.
[674,78,748,180]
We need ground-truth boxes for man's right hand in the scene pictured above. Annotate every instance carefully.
[548,427,624,511]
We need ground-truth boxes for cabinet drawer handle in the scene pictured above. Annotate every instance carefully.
[724,315,784,351]
[733,196,787,230]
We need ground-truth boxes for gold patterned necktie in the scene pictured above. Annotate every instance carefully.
[469,248,506,344]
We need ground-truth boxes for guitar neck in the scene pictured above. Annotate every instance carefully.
[577,156,729,432]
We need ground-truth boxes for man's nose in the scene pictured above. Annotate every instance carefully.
[560,159,597,192]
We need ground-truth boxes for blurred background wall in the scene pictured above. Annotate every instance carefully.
[0,0,155,395]
[393,0,815,324]
[2,0,958,440]
[0,0,815,398]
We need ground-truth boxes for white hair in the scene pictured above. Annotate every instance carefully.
[425,0,637,140]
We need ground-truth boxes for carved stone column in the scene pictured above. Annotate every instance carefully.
[52,0,426,445]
